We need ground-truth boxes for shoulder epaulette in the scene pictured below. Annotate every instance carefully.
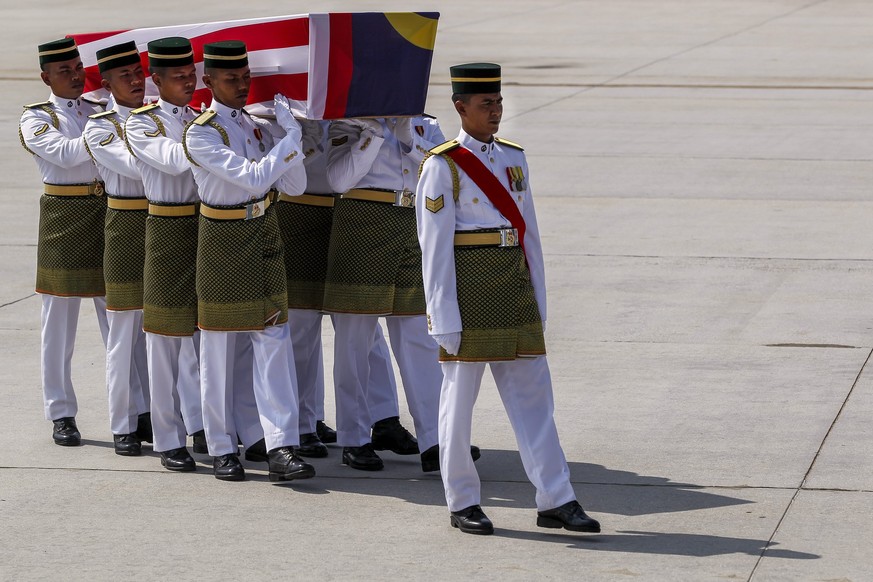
[131,103,160,115]
[193,110,217,126]
[81,96,104,107]
[24,101,51,109]
[89,110,117,120]
[422,113,436,119]
[429,140,459,155]
[495,137,523,151]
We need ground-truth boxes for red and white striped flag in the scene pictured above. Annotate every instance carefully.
[69,12,439,119]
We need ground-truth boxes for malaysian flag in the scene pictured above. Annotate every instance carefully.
[69,12,439,119]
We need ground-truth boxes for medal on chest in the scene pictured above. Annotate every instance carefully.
[253,127,265,152]
[506,166,527,192]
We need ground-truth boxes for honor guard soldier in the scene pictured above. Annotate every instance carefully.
[83,41,152,456]
[124,37,205,471]
[183,40,314,482]
[20,38,109,446]
[276,119,401,457]
[416,63,601,535]
[326,113,481,472]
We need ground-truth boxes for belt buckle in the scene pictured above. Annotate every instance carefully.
[245,199,265,220]
[93,181,104,197]
[499,228,519,247]
[395,188,415,208]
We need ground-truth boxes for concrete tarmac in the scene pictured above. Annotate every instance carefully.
[2,1,871,580]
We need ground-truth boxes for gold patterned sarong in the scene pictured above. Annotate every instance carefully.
[323,198,424,315]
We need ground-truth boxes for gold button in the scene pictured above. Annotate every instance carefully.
[403,169,409,174]
[472,197,479,204]
[490,157,495,163]
[517,195,522,201]
[247,139,251,144]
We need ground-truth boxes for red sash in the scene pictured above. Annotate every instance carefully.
[444,145,527,257]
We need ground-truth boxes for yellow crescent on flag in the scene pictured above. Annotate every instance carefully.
[385,13,438,50]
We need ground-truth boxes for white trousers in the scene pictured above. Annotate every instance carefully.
[200,323,299,456]
[40,294,109,420]
[105,309,149,435]
[440,357,576,512]
[292,311,398,434]
[146,332,203,452]
[332,314,440,450]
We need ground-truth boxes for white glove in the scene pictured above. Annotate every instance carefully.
[391,117,414,148]
[344,117,383,137]
[298,118,324,142]
[273,94,301,141]
[433,332,461,355]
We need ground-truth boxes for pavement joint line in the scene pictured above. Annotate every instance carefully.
[0,293,34,309]
[550,252,873,263]
[747,344,872,582]
[504,0,832,124]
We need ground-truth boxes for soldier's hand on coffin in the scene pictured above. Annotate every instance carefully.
[273,94,301,140]
[391,117,414,148]
[433,332,461,356]
[344,118,383,137]
[298,118,324,142]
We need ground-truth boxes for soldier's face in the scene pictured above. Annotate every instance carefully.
[102,63,145,109]
[153,64,197,107]
[204,66,251,110]
[40,57,85,99]
[456,92,503,139]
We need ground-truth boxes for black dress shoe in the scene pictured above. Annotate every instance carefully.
[537,500,600,533]
[316,420,337,444]
[297,432,328,458]
[244,438,268,462]
[267,446,316,482]
[213,453,245,481]
[420,444,482,472]
[135,412,153,444]
[191,430,208,454]
[371,416,419,455]
[52,417,81,447]
[160,447,196,472]
[450,505,494,535]
[341,443,384,471]
[113,433,142,456]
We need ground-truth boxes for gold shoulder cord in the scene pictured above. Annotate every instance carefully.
[181,119,230,167]
[83,135,96,162]
[19,104,61,156]
[123,112,166,158]
[418,152,460,202]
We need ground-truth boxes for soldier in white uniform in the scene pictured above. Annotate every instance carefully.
[19,38,109,446]
[183,40,314,483]
[82,41,152,457]
[277,119,400,457]
[125,37,205,471]
[324,115,456,472]
[416,63,600,535]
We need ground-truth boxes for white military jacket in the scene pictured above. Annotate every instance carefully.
[125,99,198,203]
[83,102,144,197]
[416,129,547,336]
[300,120,332,194]
[184,100,305,206]
[326,117,445,193]
[20,93,101,185]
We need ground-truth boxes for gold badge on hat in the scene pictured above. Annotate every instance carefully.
[425,195,444,213]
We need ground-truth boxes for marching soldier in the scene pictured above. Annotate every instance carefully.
[20,38,109,446]
[82,40,152,456]
[124,37,205,471]
[325,114,471,472]
[276,119,401,457]
[416,63,601,535]
[183,40,314,482]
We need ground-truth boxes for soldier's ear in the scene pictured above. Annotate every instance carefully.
[101,77,112,92]
[151,73,162,89]
[40,70,51,87]
[454,98,466,118]
[202,74,213,90]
